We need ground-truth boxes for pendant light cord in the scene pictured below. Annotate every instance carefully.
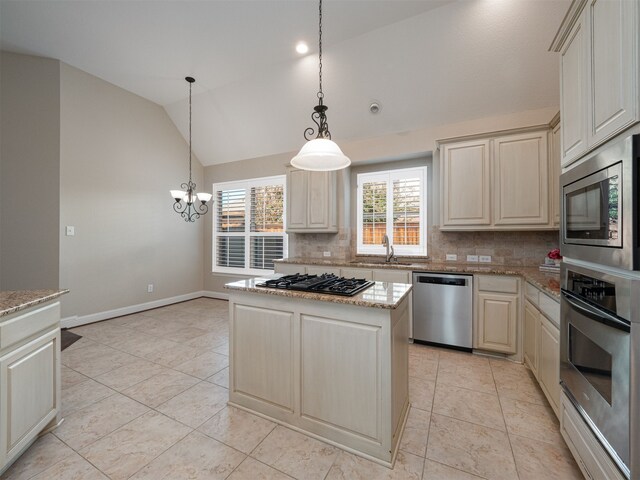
[318,0,323,101]
[188,79,193,183]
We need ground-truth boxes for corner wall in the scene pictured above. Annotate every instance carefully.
[0,52,61,290]
[59,63,204,318]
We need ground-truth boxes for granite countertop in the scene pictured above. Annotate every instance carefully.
[274,258,561,299]
[224,277,412,309]
[0,289,69,317]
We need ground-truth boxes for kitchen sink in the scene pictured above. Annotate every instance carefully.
[349,260,414,266]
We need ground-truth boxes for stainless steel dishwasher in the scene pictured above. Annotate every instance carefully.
[412,272,473,350]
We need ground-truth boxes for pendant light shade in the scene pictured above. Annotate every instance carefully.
[292,0,350,171]
[291,138,350,171]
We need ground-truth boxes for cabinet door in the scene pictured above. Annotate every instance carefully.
[1,329,59,465]
[586,0,638,147]
[523,300,539,377]
[372,270,410,284]
[560,12,588,166]
[307,172,332,229]
[493,131,549,226]
[286,169,308,230]
[441,140,491,226]
[476,292,518,354]
[539,316,560,414]
[550,123,561,227]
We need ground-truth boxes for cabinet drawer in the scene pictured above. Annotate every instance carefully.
[524,282,540,305]
[372,270,410,284]
[539,293,560,327]
[340,268,373,280]
[560,392,625,480]
[476,275,519,294]
[0,302,60,352]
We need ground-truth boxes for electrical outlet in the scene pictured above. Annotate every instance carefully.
[65,226,75,236]
[479,255,492,263]
[445,254,457,261]
[323,251,331,257]
[466,255,479,262]
[147,284,154,293]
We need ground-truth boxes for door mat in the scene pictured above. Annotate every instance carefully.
[61,330,82,351]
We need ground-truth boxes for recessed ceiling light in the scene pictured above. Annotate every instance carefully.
[296,42,309,54]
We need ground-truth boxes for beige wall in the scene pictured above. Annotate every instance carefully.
[59,63,204,318]
[0,52,60,290]
[202,106,557,294]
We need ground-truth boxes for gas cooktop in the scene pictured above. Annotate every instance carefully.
[256,273,375,297]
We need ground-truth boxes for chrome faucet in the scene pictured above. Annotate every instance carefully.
[382,234,395,262]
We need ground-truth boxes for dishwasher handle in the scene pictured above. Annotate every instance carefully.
[415,276,468,286]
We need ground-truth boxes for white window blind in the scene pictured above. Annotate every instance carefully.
[357,167,427,256]
[214,176,287,274]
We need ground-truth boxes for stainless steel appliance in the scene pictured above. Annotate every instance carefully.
[256,273,374,296]
[412,272,472,350]
[560,261,634,478]
[560,134,640,270]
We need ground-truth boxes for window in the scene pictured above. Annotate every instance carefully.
[213,175,287,274]
[357,167,427,256]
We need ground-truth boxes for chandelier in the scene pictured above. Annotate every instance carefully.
[290,0,351,171]
[170,76,212,221]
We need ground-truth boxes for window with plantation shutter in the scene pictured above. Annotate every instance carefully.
[357,167,427,256]
[213,176,287,274]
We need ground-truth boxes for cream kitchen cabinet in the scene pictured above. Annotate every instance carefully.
[550,120,561,226]
[439,127,554,230]
[493,131,549,226]
[552,0,639,167]
[473,275,520,354]
[0,300,61,475]
[523,281,561,416]
[440,139,491,227]
[286,168,338,233]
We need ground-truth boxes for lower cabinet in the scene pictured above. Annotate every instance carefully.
[474,275,520,355]
[0,327,60,471]
[523,284,560,416]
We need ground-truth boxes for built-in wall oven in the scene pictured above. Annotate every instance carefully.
[560,134,640,270]
[560,261,636,478]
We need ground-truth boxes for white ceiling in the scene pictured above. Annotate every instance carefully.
[1,0,569,166]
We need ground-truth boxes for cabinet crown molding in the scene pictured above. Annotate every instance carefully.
[549,0,588,52]
[436,123,551,148]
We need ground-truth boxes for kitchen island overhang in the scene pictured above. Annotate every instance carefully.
[224,277,412,468]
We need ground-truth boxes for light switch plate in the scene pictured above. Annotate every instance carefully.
[445,254,457,261]
[479,255,492,263]
[467,255,479,262]
[65,226,75,236]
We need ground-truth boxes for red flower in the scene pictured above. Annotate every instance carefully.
[547,248,562,260]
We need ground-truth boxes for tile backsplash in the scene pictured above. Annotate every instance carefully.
[288,226,559,266]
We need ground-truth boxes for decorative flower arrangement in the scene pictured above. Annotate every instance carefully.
[547,248,562,260]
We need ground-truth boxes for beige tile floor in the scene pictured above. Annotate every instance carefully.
[2,298,584,480]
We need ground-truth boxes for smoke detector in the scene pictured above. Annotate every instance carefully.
[369,102,381,114]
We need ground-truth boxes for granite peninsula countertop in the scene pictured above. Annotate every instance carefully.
[0,289,69,317]
[225,277,412,309]
[273,258,561,299]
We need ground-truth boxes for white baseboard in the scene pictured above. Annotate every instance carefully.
[61,290,228,329]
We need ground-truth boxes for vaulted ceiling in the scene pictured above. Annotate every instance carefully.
[1,0,569,165]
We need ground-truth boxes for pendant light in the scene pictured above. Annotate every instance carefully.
[291,0,351,171]
[170,76,212,222]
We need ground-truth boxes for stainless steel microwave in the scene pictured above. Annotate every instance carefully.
[560,134,640,270]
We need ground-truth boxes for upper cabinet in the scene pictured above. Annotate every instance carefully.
[441,139,491,227]
[552,0,639,167]
[439,127,556,231]
[286,168,338,233]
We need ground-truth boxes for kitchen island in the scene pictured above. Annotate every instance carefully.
[0,289,68,475]
[224,277,411,467]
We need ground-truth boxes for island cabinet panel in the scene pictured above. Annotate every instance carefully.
[227,288,410,467]
[300,315,380,440]
[0,328,59,466]
[231,305,294,411]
